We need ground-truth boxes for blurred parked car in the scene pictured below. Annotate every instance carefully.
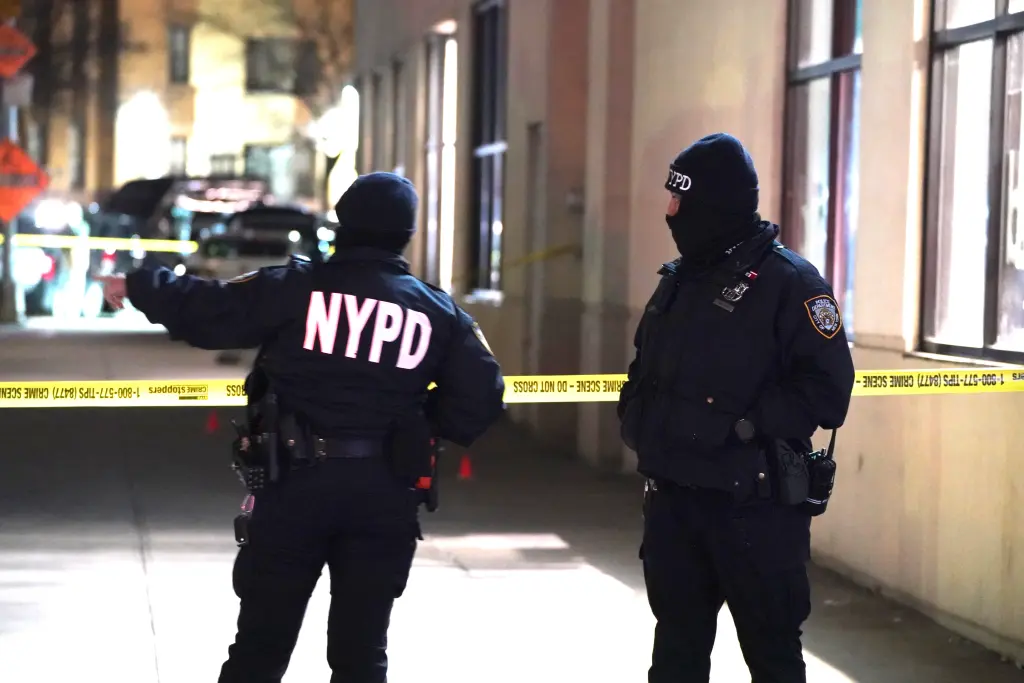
[182,232,300,281]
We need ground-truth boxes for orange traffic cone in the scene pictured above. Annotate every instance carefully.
[205,410,220,434]
[458,454,473,480]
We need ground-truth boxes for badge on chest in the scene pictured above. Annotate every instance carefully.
[714,269,758,312]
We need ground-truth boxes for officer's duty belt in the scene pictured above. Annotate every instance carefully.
[305,437,384,460]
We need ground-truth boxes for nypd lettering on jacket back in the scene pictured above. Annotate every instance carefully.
[302,291,432,369]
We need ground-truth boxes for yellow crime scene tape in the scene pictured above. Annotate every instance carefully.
[3,235,580,263]
[1,368,1023,408]
[0,233,199,253]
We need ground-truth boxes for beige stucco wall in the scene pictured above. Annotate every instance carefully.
[811,0,1024,659]
[354,0,1024,660]
[33,0,317,194]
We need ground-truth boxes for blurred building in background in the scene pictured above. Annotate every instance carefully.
[353,0,1024,665]
[20,0,355,208]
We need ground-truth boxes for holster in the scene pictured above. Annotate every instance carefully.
[385,409,440,512]
[417,439,443,512]
[769,438,810,506]
[766,431,839,517]
[230,364,284,494]
[799,430,838,517]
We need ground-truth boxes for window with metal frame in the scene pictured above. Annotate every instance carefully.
[244,143,316,200]
[354,75,365,175]
[923,0,1024,361]
[170,136,188,175]
[244,145,274,181]
[168,24,191,85]
[210,154,237,176]
[423,37,444,285]
[68,120,85,190]
[292,140,316,198]
[370,70,384,170]
[782,0,863,332]
[392,59,406,176]
[469,0,507,292]
[422,31,459,291]
[245,37,318,95]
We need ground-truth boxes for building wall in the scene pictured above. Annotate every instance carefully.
[818,0,1024,659]
[354,0,1024,660]
[116,0,189,185]
[34,0,330,202]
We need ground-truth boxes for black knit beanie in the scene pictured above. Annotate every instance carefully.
[334,172,418,253]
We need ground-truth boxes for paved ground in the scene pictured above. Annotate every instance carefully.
[0,320,1021,682]
[0,312,256,380]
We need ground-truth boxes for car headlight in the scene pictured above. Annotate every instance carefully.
[34,200,67,230]
[11,247,48,288]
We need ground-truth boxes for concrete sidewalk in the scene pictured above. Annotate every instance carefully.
[0,314,255,381]
[1,406,1021,682]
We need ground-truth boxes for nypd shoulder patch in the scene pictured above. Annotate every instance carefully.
[472,322,493,354]
[226,271,259,284]
[804,294,842,339]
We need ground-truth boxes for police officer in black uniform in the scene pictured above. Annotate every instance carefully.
[100,172,506,683]
[617,134,855,683]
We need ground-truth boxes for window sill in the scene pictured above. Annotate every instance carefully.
[903,349,1023,369]
[461,289,504,307]
[847,335,1024,367]
[245,88,302,97]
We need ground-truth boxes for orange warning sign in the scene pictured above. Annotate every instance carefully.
[0,140,48,222]
[0,25,35,79]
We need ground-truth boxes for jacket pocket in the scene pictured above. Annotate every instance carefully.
[620,395,643,452]
[663,397,738,452]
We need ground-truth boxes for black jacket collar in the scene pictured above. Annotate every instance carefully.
[659,222,780,277]
[328,246,410,271]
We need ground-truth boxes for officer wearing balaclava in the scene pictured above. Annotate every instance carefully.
[617,134,855,682]
[99,171,506,682]
[663,133,762,261]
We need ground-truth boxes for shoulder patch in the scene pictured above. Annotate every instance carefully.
[804,294,842,339]
[770,244,802,267]
[657,258,681,276]
[472,322,493,354]
[226,271,259,284]
[421,279,445,293]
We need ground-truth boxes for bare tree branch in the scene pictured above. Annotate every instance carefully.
[24,0,146,94]
[194,0,354,124]
[24,0,352,137]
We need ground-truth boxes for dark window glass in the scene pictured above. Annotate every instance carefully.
[920,1,1024,359]
[469,0,507,291]
[246,38,317,95]
[169,25,191,84]
[170,136,188,175]
[783,0,862,328]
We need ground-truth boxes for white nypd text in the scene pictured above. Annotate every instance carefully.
[303,291,432,369]
[666,169,692,192]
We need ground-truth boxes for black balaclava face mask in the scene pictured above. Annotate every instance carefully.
[665,204,761,262]
[663,133,761,262]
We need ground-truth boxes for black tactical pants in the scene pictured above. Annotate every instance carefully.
[218,457,420,683]
[641,482,811,683]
